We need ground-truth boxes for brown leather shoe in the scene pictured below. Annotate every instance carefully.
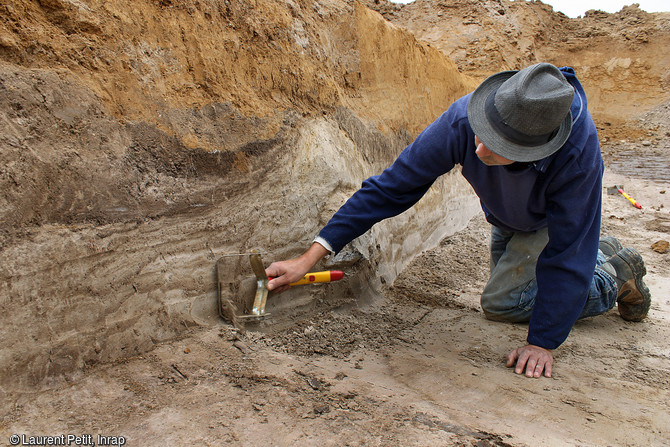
[601,247,651,321]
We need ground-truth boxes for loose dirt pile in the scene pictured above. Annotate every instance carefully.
[1,0,669,445]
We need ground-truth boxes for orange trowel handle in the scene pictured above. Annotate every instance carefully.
[269,270,344,286]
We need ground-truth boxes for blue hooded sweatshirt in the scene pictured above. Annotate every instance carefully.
[318,67,603,350]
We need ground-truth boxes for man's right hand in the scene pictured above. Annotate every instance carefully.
[265,242,329,292]
[506,344,553,378]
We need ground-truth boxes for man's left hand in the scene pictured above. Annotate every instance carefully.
[506,344,553,378]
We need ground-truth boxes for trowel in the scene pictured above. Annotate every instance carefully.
[216,250,343,328]
[607,185,642,209]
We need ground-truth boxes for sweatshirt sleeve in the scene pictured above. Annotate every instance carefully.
[318,100,470,253]
[527,134,603,349]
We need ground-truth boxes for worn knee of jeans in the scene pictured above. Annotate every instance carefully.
[481,281,535,323]
[482,226,548,323]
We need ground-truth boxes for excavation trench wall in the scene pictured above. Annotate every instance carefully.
[0,0,477,392]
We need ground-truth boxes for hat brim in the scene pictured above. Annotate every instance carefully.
[467,70,573,163]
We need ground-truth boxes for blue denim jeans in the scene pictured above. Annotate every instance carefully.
[480,225,618,322]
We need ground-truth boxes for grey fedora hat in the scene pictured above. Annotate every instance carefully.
[467,63,574,162]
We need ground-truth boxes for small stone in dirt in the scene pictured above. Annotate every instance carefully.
[651,240,669,254]
[313,404,330,415]
[233,340,252,354]
[335,372,347,380]
[306,375,323,390]
[183,347,191,354]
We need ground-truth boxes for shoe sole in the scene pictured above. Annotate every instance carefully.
[616,248,651,322]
